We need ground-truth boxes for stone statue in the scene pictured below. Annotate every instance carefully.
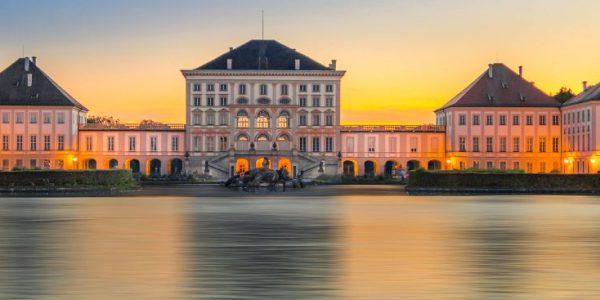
[224,157,304,191]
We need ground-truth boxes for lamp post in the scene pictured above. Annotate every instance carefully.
[446,159,452,170]
[337,151,342,175]
[72,156,78,170]
[563,158,569,174]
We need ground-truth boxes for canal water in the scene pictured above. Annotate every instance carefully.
[1,192,600,299]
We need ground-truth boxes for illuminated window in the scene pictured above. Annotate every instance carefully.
[256,111,270,128]
[277,111,289,128]
[256,134,269,142]
[236,111,249,128]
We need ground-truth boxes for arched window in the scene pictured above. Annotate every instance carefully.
[256,111,270,128]
[192,110,202,125]
[237,97,249,105]
[256,134,270,142]
[236,110,249,128]
[276,134,290,142]
[279,98,291,105]
[237,134,249,141]
[257,98,271,105]
[277,111,290,128]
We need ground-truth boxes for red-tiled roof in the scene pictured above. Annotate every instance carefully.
[436,63,560,111]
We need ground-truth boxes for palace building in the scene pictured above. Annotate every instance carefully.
[0,40,599,177]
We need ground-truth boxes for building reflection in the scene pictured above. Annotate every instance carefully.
[183,199,340,299]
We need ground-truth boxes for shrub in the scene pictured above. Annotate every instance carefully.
[0,170,134,187]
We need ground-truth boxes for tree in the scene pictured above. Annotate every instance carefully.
[86,115,120,126]
[553,87,575,104]
[139,119,168,129]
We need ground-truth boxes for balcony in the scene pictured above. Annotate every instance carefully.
[80,123,186,131]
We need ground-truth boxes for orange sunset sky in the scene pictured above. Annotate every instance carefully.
[1,0,599,124]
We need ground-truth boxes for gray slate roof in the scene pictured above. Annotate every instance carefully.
[196,40,331,70]
[562,82,600,106]
[437,63,560,111]
[0,58,87,110]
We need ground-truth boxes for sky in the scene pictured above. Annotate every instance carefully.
[1,0,599,125]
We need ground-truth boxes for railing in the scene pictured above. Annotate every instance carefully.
[341,124,446,133]
[234,141,292,151]
[80,123,186,131]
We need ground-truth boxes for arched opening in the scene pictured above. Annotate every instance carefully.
[428,160,441,170]
[129,159,140,174]
[278,158,292,174]
[108,159,119,169]
[170,159,183,176]
[256,111,270,128]
[255,157,272,169]
[236,158,249,174]
[277,111,290,128]
[236,110,249,128]
[256,134,271,142]
[148,159,161,176]
[343,160,357,177]
[364,160,376,177]
[237,134,250,141]
[384,160,399,177]
[86,159,97,170]
[407,160,420,171]
[276,134,290,142]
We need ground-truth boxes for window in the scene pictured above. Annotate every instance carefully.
[277,112,289,128]
[325,137,333,152]
[500,161,507,170]
[539,115,546,125]
[107,136,115,152]
[43,159,50,170]
[256,111,270,128]
[279,98,291,105]
[16,135,23,151]
[260,84,268,95]
[56,159,64,169]
[129,136,136,152]
[219,136,228,152]
[299,137,307,152]
[312,97,320,107]
[2,159,8,170]
[193,84,201,92]
[299,84,307,93]
[236,111,249,128]
[150,136,157,152]
[2,112,9,123]
[473,161,480,169]
[281,85,288,95]
[499,137,507,152]
[499,115,506,126]
[526,115,533,125]
[220,97,228,106]
[30,159,36,169]
[368,137,376,153]
[193,136,201,151]
[206,111,215,125]
[57,135,64,151]
[219,84,228,92]
[207,84,214,92]
[346,137,355,152]
[219,111,228,126]
[486,137,493,152]
[539,137,546,152]
[16,112,23,124]
[459,137,466,152]
[513,137,520,152]
[206,97,214,106]
[312,114,320,126]
[526,137,533,152]
[459,114,466,125]
[299,97,307,107]
[206,136,215,152]
[326,115,334,126]
[29,112,37,124]
[552,114,560,125]
[44,135,50,151]
[312,84,320,93]
[86,136,93,151]
[540,162,546,173]
[238,84,246,95]
[486,161,493,169]
[192,111,202,125]
[0,135,8,151]
[512,115,520,125]
[513,161,520,170]
[486,115,493,125]
[326,84,334,93]
[312,137,320,152]
[326,97,334,107]
[472,115,480,125]
[526,162,533,173]
[57,112,65,124]
[299,114,307,126]
[193,97,201,106]
[472,137,479,152]
[43,112,51,124]
[410,137,418,152]
[172,136,179,151]
[552,137,559,152]
[16,160,23,168]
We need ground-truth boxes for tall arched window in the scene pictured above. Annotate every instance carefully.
[236,110,249,128]
[256,111,270,128]
[277,111,290,128]
[192,110,202,125]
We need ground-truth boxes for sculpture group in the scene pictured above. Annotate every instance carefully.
[224,157,304,191]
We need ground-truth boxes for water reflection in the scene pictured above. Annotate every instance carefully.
[1,194,600,299]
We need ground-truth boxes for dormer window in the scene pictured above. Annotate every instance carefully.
[487,94,495,101]
[501,81,508,89]
[520,93,527,101]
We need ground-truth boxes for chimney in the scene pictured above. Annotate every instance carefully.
[24,58,30,71]
[227,58,233,70]
[488,64,493,78]
[229,47,233,52]
[295,59,301,70]
[329,59,337,70]
[27,73,32,87]
[32,56,37,65]
[518,65,523,77]
[583,81,588,91]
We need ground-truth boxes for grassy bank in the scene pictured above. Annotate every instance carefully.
[0,170,134,188]
[407,169,600,194]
